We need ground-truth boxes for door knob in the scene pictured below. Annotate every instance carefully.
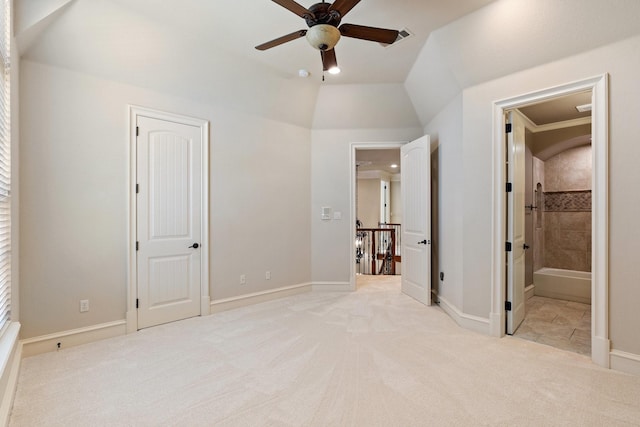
[418,240,428,245]
[188,243,200,249]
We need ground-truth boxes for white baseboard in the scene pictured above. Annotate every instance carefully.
[489,311,503,337]
[21,320,127,358]
[437,295,490,335]
[210,283,312,314]
[311,282,352,292]
[610,349,640,376]
[201,295,211,316]
[0,323,21,427]
[592,335,611,369]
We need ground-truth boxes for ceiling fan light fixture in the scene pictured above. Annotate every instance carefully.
[328,66,341,75]
[306,24,341,51]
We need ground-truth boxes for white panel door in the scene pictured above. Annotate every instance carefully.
[401,135,431,305]
[137,116,202,329]
[507,111,526,334]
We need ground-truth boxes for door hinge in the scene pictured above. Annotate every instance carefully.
[136,298,139,309]
[136,184,139,194]
[506,182,512,193]
[505,301,512,311]
[136,126,139,137]
[505,242,512,252]
[136,241,139,251]
[506,123,512,133]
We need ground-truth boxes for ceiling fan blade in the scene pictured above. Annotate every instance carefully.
[271,0,315,19]
[321,49,338,71]
[339,23,399,44]
[255,30,307,51]
[328,0,361,18]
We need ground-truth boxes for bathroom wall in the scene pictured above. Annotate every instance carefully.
[543,145,592,272]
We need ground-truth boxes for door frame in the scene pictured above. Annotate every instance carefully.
[349,142,405,291]
[489,75,609,368]
[127,106,210,333]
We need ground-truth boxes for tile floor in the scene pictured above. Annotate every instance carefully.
[513,295,591,356]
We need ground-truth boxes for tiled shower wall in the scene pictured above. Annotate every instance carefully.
[541,146,592,272]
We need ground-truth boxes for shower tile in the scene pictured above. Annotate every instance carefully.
[558,212,590,231]
[558,230,588,250]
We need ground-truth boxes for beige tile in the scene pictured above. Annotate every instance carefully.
[566,301,590,311]
[514,295,591,356]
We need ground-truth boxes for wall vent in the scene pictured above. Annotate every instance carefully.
[381,27,413,48]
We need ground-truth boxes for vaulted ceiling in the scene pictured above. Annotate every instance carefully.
[14,0,640,128]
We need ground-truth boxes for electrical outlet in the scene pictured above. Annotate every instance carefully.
[266,271,271,280]
[80,299,89,312]
[240,274,246,285]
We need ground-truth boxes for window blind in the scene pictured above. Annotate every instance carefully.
[0,0,11,334]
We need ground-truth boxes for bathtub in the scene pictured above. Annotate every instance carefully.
[533,268,591,304]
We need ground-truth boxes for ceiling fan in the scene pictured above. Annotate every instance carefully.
[255,0,399,76]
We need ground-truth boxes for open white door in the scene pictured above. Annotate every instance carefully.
[506,111,526,334]
[400,135,431,305]
[136,115,203,329]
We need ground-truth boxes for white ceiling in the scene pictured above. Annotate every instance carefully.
[356,148,401,174]
[84,0,496,85]
[17,0,640,128]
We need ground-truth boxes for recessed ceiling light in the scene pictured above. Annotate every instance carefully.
[576,103,592,112]
[328,66,341,75]
[390,164,398,168]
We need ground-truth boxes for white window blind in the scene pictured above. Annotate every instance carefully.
[0,0,11,333]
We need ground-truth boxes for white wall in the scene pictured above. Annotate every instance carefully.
[310,83,422,285]
[312,84,420,130]
[357,178,380,228]
[390,179,402,224]
[407,0,640,128]
[20,0,319,129]
[19,60,311,338]
[424,95,464,310]
[450,35,640,354]
[311,128,422,285]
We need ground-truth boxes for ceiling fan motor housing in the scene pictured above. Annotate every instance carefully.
[305,2,342,27]
[305,2,342,51]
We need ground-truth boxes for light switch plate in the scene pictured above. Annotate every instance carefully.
[321,206,331,220]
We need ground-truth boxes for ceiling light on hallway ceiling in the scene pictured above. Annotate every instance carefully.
[390,164,398,169]
[576,103,592,112]
[298,69,310,78]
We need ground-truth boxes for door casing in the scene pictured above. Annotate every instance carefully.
[490,75,609,368]
[127,106,210,333]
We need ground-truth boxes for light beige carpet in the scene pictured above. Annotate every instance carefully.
[10,276,640,426]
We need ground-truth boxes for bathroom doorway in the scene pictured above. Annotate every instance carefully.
[491,75,610,368]
[508,92,593,355]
